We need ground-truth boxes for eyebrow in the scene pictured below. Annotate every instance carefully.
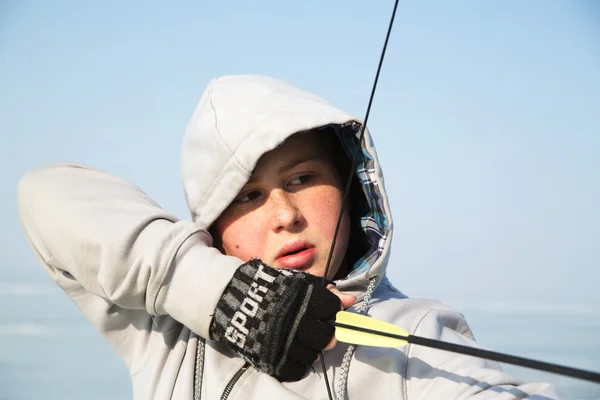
[278,155,322,174]
[246,155,323,184]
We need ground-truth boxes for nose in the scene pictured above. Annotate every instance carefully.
[268,189,304,233]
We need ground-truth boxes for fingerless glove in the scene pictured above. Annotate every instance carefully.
[209,259,340,381]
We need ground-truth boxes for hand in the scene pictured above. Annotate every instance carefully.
[209,259,353,381]
[323,284,356,352]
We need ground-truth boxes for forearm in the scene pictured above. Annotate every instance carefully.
[17,162,241,337]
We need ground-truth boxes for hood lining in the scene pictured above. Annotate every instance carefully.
[334,123,390,279]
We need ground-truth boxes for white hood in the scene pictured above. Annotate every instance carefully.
[181,74,394,294]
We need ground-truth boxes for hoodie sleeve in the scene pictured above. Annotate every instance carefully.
[17,162,243,369]
[406,307,562,399]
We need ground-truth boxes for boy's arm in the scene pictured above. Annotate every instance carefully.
[17,163,243,367]
[17,162,339,382]
[406,307,562,399]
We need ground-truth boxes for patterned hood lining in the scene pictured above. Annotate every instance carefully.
[331,122,390,279]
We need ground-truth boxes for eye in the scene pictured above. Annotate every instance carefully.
[288,175,311,185]
[234,190,261,203]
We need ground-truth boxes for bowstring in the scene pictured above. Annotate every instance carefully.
[318,1,400,399]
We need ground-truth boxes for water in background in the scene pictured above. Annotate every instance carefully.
[0,284,131,400]
[1,284,599,400]
[448,299,600,400]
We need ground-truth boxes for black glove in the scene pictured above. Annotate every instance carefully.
[209,259,340,381]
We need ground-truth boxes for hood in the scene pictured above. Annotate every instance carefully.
[181,75,393,296]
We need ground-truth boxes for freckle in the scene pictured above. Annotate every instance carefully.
[236,245,240,249]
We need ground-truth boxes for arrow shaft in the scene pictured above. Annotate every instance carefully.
[409,334,600,383]
[335,322,600,384]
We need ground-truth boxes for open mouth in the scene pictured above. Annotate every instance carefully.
[282,247,309,257]
[276,242,316,269]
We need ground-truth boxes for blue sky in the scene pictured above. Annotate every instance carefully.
[1,1,598,305]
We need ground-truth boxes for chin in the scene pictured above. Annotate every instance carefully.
[305,268,324,278]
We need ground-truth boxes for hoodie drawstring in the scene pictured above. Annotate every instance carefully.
[335,277,378,400]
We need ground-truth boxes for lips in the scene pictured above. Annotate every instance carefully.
[275,241,316,270]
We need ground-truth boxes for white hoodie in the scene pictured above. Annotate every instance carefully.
[17,75,561,399]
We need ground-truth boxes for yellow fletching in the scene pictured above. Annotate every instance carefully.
[334,311,409,348]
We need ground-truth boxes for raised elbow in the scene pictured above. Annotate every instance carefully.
[17,162,90,261]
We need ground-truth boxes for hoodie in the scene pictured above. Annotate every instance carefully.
[17,75,561,399]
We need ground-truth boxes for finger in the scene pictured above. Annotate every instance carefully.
[324,337,337,351]
[327,285,356,309]
[339,294,356,309]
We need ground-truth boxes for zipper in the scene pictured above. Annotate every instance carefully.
[194,337,206,400]
[220,362,250,400]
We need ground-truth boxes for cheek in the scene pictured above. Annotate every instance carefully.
[304,186,344,236]
[303,186,351,277]
[216,216,267,261]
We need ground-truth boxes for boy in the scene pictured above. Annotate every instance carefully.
[17,75,561,399]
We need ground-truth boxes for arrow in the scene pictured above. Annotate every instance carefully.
[333,311,600,384]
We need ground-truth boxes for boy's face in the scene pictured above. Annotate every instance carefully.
[214,131,351,279]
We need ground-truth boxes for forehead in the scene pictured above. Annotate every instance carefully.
[252,131,330,173]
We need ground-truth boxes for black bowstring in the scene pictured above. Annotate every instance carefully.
[321,0,399,286]
[318,1,400,399]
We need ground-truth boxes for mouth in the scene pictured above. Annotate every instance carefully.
[276,241,316,270]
